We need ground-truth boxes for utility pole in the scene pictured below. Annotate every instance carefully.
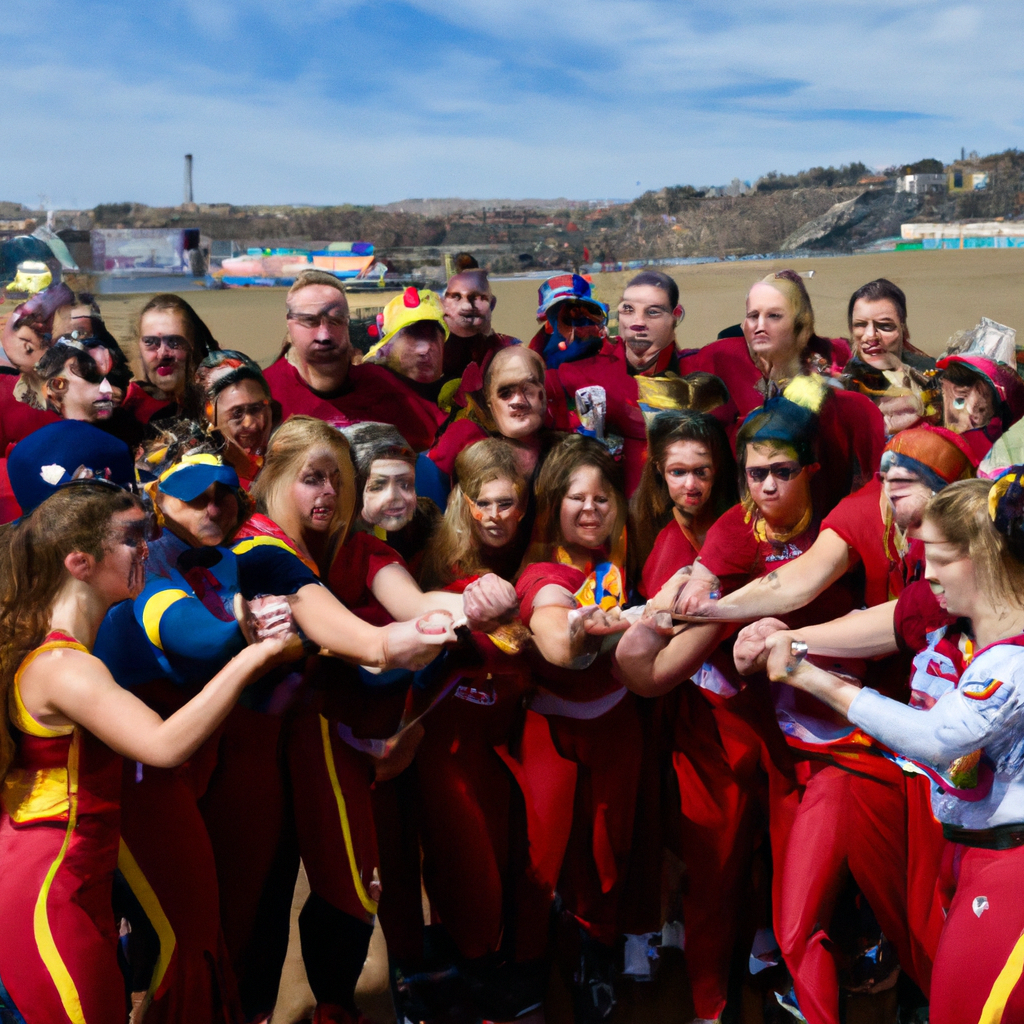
[184,154,194,205]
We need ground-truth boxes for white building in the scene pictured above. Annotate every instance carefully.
[896,174,948,194]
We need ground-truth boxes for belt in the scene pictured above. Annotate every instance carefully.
[529,686,627,720]
[942,822,1024,850]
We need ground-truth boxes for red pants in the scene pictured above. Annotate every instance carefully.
[514,710,578,903]
[199,704,296,1018]
[681,682,800,1016]
[778,761,941,1024]
[416,675,553,962]
[115,680,240,1024]
[120,759,240,1024]
[930,843,1024,1024]
[667,684,761,1021]
[533,693,643,945]
[288,709,379,925]
[0,811,124,1024]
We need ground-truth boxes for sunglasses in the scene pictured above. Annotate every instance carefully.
[745,462,803,483]
[221,399,271,425]
[556,304,604,325]
[141,335,189,352]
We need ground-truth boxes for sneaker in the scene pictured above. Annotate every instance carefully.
[775,987,808,1022]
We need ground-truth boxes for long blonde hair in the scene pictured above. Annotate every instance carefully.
[925,479,1024,610]
[0,485,142,783]
[419,438,528,589]
[251,416,356,573]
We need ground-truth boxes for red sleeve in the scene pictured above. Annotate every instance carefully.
[960,427,995,464]
[641,520,699,598]
[894,579,954,654]
[833,389,885,483]
[0,458,20,524]
[0,381,60,455]
[697,505,759,592]
[328,531,406,612]
[428,419,487,476]
[544,368,572,431]
[822,479,882,570]
[515,562,586,625]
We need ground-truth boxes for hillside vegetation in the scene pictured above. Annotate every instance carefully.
[7,149,1023,273]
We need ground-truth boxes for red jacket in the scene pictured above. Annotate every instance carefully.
[545,338,663,496]
[264,356,447,452]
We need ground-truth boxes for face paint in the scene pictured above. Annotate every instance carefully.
[362,459,417,532]
[540,301,607,368]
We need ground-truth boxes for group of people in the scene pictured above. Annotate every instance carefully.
[2,260,1024,1024]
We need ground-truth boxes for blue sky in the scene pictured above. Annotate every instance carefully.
[1,0,1021,208]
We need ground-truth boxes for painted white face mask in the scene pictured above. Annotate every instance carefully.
[361,459,417,532]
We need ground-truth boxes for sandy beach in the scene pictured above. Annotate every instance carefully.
[92,248,1024,367]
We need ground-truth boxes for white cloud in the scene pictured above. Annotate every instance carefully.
[0,0,1021,206]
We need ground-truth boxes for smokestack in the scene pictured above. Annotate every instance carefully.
[184,154,194,205]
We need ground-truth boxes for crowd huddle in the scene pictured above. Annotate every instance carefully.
[3,262,1024,1024]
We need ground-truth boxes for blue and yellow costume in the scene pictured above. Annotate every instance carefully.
[91,455,320,1023]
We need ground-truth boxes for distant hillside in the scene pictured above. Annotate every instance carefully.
[11,149,1023,273]
[373,197,608,216]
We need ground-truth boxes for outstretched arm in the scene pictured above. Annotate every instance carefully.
[733,603,898,677]
[288,583,454,671]
[26,637,298,768]
[676,530,852,620]
[764,632,1009,768]
[616,618,730,697]
[371,564,518,631]
[527,586,597,669]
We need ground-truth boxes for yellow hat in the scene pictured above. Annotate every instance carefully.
[365,287,448,361]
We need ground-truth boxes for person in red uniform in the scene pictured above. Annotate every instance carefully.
[621,409,745,1020]
[678,269,884,515]
[400,438,553,1024]
[841,278,938,436]
[34,334,147,449]
[759,475,1024,1024]
[540,271,720,497]
[514,434,646,1022]
[127,293,218,423]
[440,268,519,378]
[428,345,557,484]
[0,482,297,1024]
[0,290,64,518]
[936,351,1024,463]
[196,349,276,489]
[264,270,445,450]
[237,418,519,1024]
[678,427,978,1005]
